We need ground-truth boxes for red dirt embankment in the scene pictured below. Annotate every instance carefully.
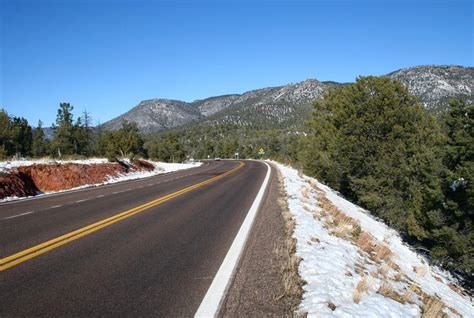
[0,160,154,200]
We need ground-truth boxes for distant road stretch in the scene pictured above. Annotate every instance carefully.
[0,160,269,316]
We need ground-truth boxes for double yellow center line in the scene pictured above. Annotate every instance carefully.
[0,161,244,271]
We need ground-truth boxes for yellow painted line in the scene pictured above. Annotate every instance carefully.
[0,161,245,271]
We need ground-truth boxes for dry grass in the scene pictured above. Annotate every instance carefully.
[393,272,404,282]
[355,261,366,275]
[299,175,465,317]
[377,282,414,304]
[353,275,371,303]
[376,264,390,278]
[275,170,306,316]
[301,187,310,200]
[355,231,394,264]
[407,283,454,318]
[421,294,448,318]
[447,282,468,298]
[373,244,392,262]
[317,196,332,209]
[386,259,401,272]
[330,217,354,237]
[316,193,362,242]
[356,232,376,255]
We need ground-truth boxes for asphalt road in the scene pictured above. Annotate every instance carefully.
[0,160,268,316]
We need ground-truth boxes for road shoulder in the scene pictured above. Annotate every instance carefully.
[219,162,304,317]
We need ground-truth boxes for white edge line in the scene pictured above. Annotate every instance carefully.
[194,161,272,318]
[2,211,35,220]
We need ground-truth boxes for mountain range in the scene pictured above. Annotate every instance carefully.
[102,65,473,134]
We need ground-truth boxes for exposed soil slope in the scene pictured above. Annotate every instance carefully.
[0,160,154,200]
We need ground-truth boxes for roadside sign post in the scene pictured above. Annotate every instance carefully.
[257,148,265,159]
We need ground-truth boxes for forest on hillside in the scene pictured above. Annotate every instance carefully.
[145,78,473,282]
[0,77,472,285]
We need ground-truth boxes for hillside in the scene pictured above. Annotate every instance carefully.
[101,99,202,134]
[276,162,472,316]
[100,65,473,134]
[388,65,473,112]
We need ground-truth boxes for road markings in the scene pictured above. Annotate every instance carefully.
[75,199,87,203]
[50,205,62,209]
[195,161,272,317]
[96,195,105,198]
[2,211,35,220]
[0,162,245,271]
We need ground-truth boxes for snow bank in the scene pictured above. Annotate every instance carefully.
[273,161,473,318]
[0,158,109,173]
[102,161,201,184]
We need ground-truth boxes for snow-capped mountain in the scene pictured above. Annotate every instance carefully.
[101,65,473,133]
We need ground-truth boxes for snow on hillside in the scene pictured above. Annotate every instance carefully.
[274,162,473,317]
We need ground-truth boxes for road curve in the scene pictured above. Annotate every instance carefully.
[0,160,269,316]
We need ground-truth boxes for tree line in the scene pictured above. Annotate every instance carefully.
[0,102,144,161]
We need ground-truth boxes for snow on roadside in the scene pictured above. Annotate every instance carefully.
[273,161,473,318]
[0,158,109,173]
[0,159,202,203]
[101,160,202,184]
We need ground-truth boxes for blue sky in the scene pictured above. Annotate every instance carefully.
[1,0,472,126]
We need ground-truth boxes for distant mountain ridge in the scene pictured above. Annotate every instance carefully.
[101,65,473,134]
[388,65,473,112]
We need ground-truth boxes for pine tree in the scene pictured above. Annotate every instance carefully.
[81,109,94,156]
[0,109,12,158]
[32,120,48,157]
[11,117,32,157]
[436,99,473,272]
[98,121,144,161]
[301,76,446,255]
[51,103,75,157]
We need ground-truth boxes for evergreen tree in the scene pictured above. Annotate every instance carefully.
[51,103,75,157]
[32,120,48,157]
[11,117,32,157]
[80,109,94,156]
[0,109,12,159]
[436,99,473,272]
[300,76,447,261]
[99,121,144,161]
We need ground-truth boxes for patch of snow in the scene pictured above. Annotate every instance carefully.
[273,161,473,317]
[0,158,109,173]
